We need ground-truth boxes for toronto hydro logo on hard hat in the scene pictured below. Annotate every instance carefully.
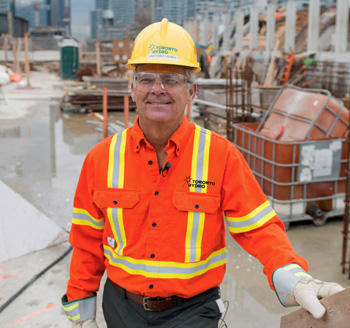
[147,43,178,61]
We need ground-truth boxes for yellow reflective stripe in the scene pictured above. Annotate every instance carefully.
[226,200,270,222]
[107,130,128,256]
[118,130,127,189]
[227,210,275,233]
[284,264,300,271]
[63,303,78,312]
[67,314,81,321]
[185,211,194,262]
[295,272,312,278]
[185,125,212,262]
[107,133,118,188]
[72,208,105,230]
[195,212,205,261]
[104,245,226,279]
[72,219,104,230]
[226,200,276,233]
[202,131,211,193]
[189,125,201,193]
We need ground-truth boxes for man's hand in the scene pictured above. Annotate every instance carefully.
[291,278,344,319]
[72,318,99,328]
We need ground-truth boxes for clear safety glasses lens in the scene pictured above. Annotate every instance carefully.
[133,72,189,93]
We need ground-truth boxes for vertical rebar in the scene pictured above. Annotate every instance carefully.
[342,101,350,278]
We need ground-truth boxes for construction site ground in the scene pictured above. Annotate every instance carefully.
[0,71,349,328]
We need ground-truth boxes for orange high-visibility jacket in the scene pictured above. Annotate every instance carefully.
[67,116,307,301]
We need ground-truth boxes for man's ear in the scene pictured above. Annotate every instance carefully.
[188,83,197,102]
[131,81,136,102]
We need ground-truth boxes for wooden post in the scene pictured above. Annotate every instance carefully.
[103,88,108,139]
[12,38,17,72]
[124,95,129,129]
[2,34,9,66]
[95,41,101,76]
[187,100,192,121]
[24,32,31,88]
[16,38,22,73]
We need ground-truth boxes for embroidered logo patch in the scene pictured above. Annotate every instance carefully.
[183,176,216,188]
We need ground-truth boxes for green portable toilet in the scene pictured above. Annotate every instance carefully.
[59,39,79,80]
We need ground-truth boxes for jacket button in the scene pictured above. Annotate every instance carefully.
[149,284,154,289]
[195,204,199,209]
[155,191,159,196]
[113,200,118,205]
[152,222,157,227]
[148,160,153,165]
[150,254,155,258]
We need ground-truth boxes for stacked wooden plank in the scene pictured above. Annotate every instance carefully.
[83,77,129,91]
[60,89,135,112]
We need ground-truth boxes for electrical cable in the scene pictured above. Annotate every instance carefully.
[0,245,73,314]
[218,300,229,328]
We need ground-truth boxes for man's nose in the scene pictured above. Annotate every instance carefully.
[150,79,166,93]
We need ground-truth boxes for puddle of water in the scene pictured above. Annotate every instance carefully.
[0,103,136,229]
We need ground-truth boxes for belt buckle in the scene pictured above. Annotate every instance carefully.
[143,296,152,311]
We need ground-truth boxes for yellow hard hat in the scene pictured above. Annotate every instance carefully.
[127,18,200,72]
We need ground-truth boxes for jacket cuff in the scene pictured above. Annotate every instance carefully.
[61,293,97,323]
[272,263,312,307]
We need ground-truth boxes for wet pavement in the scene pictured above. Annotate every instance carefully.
[0,71,349,328]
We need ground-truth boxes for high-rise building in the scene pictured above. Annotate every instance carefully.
[50,0,65,28]
[114,0,135,28]
[90,9,103,39]
[0,0,11,13]
[154,0,186,26]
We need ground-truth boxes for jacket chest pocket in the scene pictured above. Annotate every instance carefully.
[172,191,221,262]
[93,188,139,255]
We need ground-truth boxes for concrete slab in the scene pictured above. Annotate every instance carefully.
[0,180,67,262]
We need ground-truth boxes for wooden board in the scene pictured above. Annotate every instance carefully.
[280,288,350,328]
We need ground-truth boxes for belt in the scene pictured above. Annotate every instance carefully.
[109,280,190,312]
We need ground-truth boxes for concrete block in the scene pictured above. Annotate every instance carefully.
[280,288,350,328]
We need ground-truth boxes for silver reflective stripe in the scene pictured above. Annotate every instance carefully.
[226,203,274,229]
[73,210,105,229]
[111,132,124,188]
[185,125,212,263]
[104,246,226,278]
[193,127,207,192]
[107,130,127,255]
[189,211,201,262]
[272,264,312,306]
[62,294,96,323]
[111,207,125,254]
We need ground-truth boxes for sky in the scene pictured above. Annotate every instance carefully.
[70,0,95,39]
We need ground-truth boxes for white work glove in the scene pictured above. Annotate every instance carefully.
[72,318,99,328]
[273,264,345,319]
[291,278,344,319]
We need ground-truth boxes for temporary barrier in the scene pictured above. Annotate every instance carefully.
[233,85,349,228]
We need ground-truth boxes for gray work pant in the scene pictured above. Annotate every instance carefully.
[102,278,222,328]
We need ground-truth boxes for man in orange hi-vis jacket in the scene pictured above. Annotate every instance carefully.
[61,18,344,328]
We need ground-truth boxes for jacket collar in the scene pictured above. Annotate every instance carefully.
[130,116,191,156]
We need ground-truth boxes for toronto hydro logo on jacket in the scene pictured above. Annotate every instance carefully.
[147,43,178,61]
[184,176,216,188]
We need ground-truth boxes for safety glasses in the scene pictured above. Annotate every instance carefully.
[133,72,190,93]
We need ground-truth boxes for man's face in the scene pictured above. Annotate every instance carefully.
[131,64,196,126]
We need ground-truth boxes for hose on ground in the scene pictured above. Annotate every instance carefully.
[0,245,73,314]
